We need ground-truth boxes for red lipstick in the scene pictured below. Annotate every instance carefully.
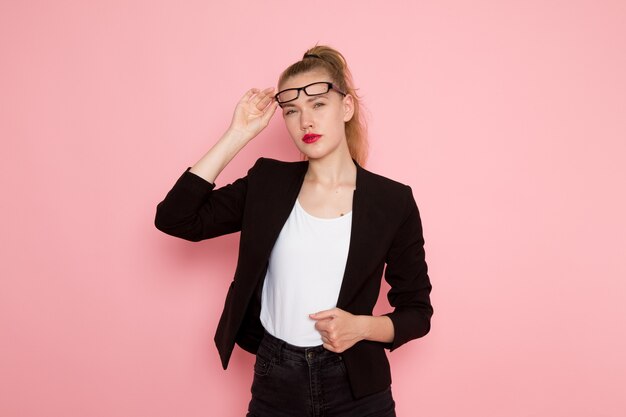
[302,133,321,144]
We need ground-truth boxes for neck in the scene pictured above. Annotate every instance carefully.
[305,146,356,186]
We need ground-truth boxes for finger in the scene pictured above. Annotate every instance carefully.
[256,95,274,111]
[315,323,335,338]
[257,94,274,110]
[324,343,345,353]
[260,101,278,125]
[252,87,275,108]
[242,88,259,101]
[322,343,336,352]
[239,89,260,105]
[314,320,328,332]
[310,309,338,320]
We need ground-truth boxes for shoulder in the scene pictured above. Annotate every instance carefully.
[245,158,308,191]
[358,167,425,241]
[357,164,414,202]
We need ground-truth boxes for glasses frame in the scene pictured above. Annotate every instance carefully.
[274,81,346,105]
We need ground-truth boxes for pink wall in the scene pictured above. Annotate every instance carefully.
[1,1,625,416]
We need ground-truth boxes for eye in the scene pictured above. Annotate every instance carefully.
[284,109,297,116]
[313,102,325,109]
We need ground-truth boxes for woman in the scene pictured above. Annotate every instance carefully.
[155,45,433,417]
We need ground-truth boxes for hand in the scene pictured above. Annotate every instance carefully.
[227,87,279,142]
[309,308,367,353]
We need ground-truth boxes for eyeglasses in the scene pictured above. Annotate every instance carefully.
[274,82,346,105]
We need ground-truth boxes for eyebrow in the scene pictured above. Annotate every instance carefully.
[281,95,328,108]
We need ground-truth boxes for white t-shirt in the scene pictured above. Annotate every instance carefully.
[260,199,352,346]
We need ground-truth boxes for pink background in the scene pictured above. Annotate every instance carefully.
[1,1,625,416]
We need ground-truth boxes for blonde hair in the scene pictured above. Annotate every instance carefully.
[278,45,368,166]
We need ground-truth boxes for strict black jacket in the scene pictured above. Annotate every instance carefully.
[155,157,433,399]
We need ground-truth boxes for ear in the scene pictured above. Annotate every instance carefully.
[342,94,355,122]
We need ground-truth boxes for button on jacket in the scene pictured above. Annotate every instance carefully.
[155,157,433,399]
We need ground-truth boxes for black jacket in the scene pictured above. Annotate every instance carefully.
[155,157,433,399]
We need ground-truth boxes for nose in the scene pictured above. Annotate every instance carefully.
[300,109,314,131]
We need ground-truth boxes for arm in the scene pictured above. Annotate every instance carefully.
[382,186,433,351]
[189,87,278,184]
[154,87,278,241]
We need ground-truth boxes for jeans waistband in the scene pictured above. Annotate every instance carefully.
[259,331,343,365]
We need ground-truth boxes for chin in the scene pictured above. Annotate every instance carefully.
[292,143,320,159]
[301,148,329,161]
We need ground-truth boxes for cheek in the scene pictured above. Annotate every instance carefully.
[283,116,296,130]
[329,112,347,134]
[283,118,301,139]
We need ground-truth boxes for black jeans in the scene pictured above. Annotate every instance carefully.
[246,332,396,417]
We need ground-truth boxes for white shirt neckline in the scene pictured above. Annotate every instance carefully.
[295,199,352,221]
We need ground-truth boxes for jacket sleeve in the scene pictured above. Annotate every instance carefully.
[383,185,433,351]
[154,158,264,242]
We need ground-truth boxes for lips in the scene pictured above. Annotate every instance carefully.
[302,133,321,144]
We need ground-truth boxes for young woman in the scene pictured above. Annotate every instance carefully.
[155,45,433,417]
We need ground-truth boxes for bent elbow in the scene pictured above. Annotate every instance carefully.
[154,204,174,234]
[154,206,203,242]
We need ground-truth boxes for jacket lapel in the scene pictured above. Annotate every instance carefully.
[336,163,373,308]
[257,161,309,263]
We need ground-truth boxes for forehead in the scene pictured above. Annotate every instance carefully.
[279,69,332,90]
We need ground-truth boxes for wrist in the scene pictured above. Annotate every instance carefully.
[360,315,394,344]
[359,315,373,340]
[222,127,251,146]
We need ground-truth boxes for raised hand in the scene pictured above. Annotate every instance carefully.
[227,87,279,142]
[188,87,279,184]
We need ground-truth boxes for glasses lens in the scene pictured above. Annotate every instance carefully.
[276,89,298,103]
[304,82,330,96]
